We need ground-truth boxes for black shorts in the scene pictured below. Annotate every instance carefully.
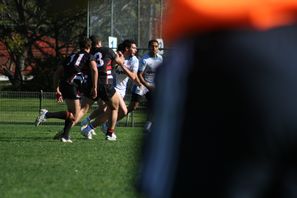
[131,91,152,103]
[98,84,116,102]
[59,80,81,100]
[83,83,116,102]
[131,92,143,103]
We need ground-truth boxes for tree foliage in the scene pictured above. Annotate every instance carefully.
[0,0,87,91]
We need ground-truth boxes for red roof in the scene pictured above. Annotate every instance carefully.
[0,41,9,65]
[0,36,75,74]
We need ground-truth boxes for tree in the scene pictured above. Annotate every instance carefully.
[0,0,87,90]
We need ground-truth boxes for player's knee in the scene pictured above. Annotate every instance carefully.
[66,111,75,122]
[122,108,128,116]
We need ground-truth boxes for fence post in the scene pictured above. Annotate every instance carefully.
[125,113,130,127]
[131,111,134,127]
[39,90,43,112]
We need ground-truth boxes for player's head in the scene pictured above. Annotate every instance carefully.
[117,42,125,53]
[148,39,159,55]
[89,35,102,48]
[122,39,137,56]
[79,37,92,51]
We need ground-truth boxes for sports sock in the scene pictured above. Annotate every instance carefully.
[61,112,74,138]
[46,111,68,119]
[85,123,95,132]
[62,118,73,138]
[107,128,114,136]
[81,116,90,126]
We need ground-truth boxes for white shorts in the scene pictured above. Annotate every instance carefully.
[115,88,125,98]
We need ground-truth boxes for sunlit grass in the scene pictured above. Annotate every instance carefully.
[0,124,145,198]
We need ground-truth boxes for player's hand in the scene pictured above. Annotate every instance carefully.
[55,92,63,103]
[91,88,97,99]
[116,51,125,66]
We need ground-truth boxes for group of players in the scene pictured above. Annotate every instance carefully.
[34,36,163,143]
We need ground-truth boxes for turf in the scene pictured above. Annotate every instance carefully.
[0,124,145,198]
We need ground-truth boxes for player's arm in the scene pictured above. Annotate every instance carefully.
[138,59,153,90]
[53,65,63,102]
[90,60,98,99]
[119,63,141,86]
[138,70,154,91]
[114,51,125,66]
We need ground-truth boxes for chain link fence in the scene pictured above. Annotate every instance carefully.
[88,0,166,50]
[0,91,146,127]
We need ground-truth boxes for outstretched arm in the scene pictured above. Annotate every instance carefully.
[53,65,64,102]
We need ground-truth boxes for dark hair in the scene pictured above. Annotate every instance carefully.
[117,42,125,52]
[79,37,92,50]
[148,39,159,48]
[122,39,137,49]
[89,35,101,47]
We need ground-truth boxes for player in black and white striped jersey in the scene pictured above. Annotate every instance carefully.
[78,35,125,141]
[81,39,141,140]
[35,37,98,143]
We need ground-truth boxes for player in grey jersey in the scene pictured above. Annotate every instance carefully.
[128,39,163,132]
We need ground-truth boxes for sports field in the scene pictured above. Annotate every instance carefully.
[0,124,145,198]
[0,94,146,198]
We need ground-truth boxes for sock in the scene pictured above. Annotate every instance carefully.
[46,111,68,120]
[85,123,95,132]
[83,116,90,122]
[62,118,73,139]
[81,116,90,126]
[107,128,114,136]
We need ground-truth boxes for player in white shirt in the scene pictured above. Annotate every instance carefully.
[114,43,139,98]
[128,39,163,132]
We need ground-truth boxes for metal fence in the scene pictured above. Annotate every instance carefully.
[88,0,166,49]
[0,91,146,127]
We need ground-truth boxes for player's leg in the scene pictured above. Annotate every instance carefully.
[59,98,79,143]
[104,90,121,141]
[81,99,106,127]
[127,93,141,113]
[144,91,153,133]
[35,109,69,127]
[81,102,109,139]
[55,81,80,142]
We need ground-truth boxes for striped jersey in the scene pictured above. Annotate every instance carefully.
[91,46,117,85]
[63,50,95,85]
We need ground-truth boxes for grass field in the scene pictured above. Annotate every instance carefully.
[0,95,147,126]
[0,124,145,198]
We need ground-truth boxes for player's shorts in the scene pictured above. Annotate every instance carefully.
[115,87,125,98]
[131,84,149,96]
[130,92,143,103]
[131,90,153,110]
[59,80,81,100]
[98,84,116,102]
[83,83,116,102]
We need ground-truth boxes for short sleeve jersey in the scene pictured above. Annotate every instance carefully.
[139,53,163,85]
[62,50,95,83]
[114,55,139,96]
[91,47,117,85]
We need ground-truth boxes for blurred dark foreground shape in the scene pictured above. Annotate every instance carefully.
[137,0,297,198]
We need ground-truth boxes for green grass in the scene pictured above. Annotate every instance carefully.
[0,124,145,198]
[0,97,147,126]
